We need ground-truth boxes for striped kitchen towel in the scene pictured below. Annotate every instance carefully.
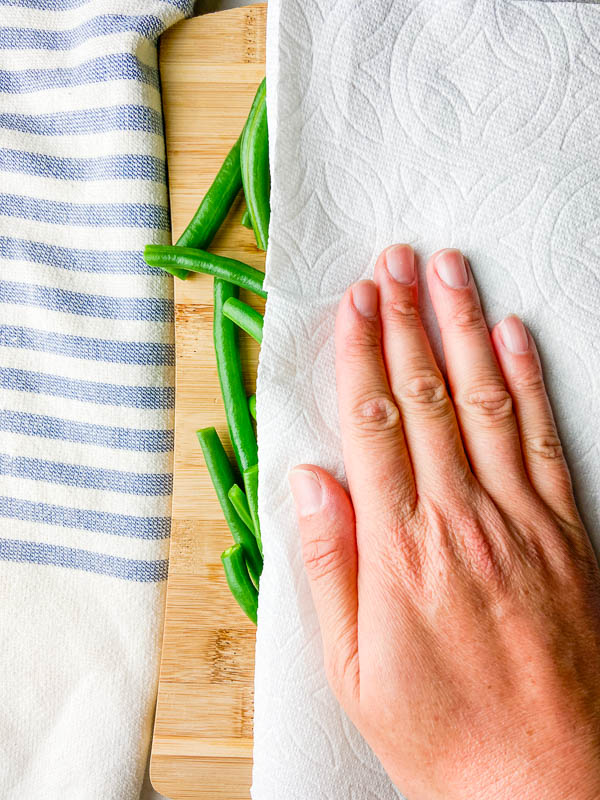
[0,2,193,798]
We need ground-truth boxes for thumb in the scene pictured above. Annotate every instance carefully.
[289,465,359,703]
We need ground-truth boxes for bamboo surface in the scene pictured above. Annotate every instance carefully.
[150,6,267,798]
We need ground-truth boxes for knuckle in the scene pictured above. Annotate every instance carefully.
[386,298,420,327]
[399,372,450,415]
[513,368,546,396]
[452,303,485,332]
[458,384,513,426]
[343,326,380,360]
[302,534,348,582]
[526,433,564,463]
[352,394,401,434]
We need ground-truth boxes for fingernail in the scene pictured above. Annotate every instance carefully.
[351,280,378,318]
[498,315,529,354]
[435,249,468,289]
[385,244,415,284]
[289,469,324,517]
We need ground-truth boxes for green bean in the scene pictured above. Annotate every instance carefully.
[196,427,262,584]
[248,393,257,421]
[221,544,258,624]
[228,484,255,535]
[214,279,258,473]
[241,209,253,229]
[241,78,270,251]
[148,137,242,280]
[144,245,267,298]
[179,136,243,269]
[223,297,263,344]
[243,464,261,556]
[152,258,189,281]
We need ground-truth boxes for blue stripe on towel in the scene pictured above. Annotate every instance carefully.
[0,194,170,229]
[0,367,175,409]
[0,410,174,452]
[0,106,163,136]
[0,537,168,582]
[0,280,173,321]
[0,325,175,365]
[0,496,170,539]
[0,237,157,275]
[0,53,159,94]
[0,149,166,182]
[0,0,188,9]
[0,16,165,49]
[0,453,172,495]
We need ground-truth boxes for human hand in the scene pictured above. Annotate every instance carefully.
[288,246,600,800]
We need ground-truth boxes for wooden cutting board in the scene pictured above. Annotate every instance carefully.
[150,6,267,798]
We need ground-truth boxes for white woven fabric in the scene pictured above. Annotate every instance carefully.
[254,1,600,797]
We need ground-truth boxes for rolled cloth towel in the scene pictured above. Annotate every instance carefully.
[0,2,193,798]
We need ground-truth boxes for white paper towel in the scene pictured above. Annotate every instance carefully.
[254,1,600,797]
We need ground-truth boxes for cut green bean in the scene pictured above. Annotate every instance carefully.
[144,245,267,298]
[214,279,258,473]
[241,209,252,229]
[221,544,258,624]
[196,427,262,584]
[241,79,270,251]
[228,484,255,535]
[151,257,189,282]
[223,297,263,344]
[248,393,257,421]
[243,463,261,556]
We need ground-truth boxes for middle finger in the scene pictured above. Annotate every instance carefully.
[425,249,528,505]
[373,244,471,497]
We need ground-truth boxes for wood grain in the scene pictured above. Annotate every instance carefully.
[151,6,267,798]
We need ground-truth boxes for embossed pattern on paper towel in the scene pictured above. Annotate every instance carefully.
[253,2,600,798]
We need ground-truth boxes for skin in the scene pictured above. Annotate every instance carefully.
[288,245,600,800]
